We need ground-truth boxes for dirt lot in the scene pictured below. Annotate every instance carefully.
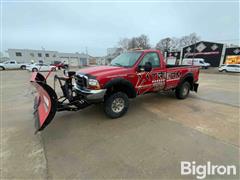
[1,70,239,179]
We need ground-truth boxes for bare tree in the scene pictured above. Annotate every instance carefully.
[118,38,130,50]
[119,34,151,50]
[179,33,200,48]
[156,37,175,52]
[156,33,200,52]
[135,34,151,49]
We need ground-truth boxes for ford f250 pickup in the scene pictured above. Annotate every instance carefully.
[31,49,199,132]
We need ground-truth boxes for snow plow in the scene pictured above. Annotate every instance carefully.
[31,70,90,133]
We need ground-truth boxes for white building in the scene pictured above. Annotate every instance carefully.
[6,49,58,64]
[96,57,108,65]
[58,52,89,66]
[6,49,89,67]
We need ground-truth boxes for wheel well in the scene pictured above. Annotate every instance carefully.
[32,68,38,71]
[104,78,136,99]
[180,74,194,90]
[0,66,5,70]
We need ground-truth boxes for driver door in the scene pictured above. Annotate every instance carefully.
[136,52,165,95]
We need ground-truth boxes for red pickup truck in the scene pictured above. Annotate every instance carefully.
[31,49,199,132]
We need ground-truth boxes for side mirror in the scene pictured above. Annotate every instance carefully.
[144,62,152,72]
[137,65,145,72]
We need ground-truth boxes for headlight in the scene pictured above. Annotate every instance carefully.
[88,79,100,89]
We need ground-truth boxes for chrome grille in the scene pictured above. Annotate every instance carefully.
[75,74,88,88]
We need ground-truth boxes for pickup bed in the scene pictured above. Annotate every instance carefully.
[31,49,200,132]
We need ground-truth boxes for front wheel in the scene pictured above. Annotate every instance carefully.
[175,81,190,99]
[104,92,129,118]
[0,66,5,71]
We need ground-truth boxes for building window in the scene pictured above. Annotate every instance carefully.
[45,53,49,57]
[16,52,22,56]
[38,53,42,57]
[30,53,34,57]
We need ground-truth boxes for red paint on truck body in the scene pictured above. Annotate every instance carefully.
[78,49,199,95]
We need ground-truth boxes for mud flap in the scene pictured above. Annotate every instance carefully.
[193,83,199,92]
[31,72,58,132]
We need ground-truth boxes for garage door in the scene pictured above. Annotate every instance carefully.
[80,58,87,66]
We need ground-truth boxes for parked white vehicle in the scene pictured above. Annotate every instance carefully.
[26,63,56,72]
[181,58,210,69]
[218,64,240,73]
[0,60,28,70]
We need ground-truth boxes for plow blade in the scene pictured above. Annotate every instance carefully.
[31,72,58,132]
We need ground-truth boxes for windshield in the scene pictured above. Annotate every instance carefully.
[111,52,142,67]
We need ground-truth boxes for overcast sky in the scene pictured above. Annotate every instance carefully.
[2,1,239,56]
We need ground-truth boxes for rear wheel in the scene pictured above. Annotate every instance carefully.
[0,66,5,71]
[175,81,190,99]
[20,65,26,70]
[104,92,129,118]
[32,68,38,72]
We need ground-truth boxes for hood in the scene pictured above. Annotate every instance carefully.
[77,66,128,79]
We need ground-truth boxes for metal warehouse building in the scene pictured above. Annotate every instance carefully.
[167,41,240,67]
[6,49,90,67]
[182,41,225,67]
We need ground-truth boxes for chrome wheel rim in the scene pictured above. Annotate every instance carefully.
[182,86,189,96]
[111,98,125,113]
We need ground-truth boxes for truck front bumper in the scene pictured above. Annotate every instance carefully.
[74,85,107,102]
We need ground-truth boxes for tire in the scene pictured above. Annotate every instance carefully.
[104,92,129,118]
[32,68,38,72]
[20,65,26,70]
[175,81,190,99]
[0,66,5,71]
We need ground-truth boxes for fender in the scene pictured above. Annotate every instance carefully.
[104,78,136,98]
[178,72,194,90]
